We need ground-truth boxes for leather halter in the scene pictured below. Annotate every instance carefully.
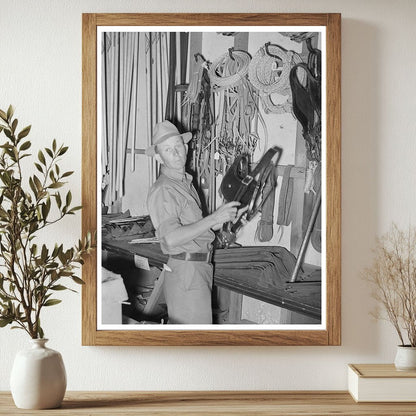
[289,37,322,163]
[215,146,281,248]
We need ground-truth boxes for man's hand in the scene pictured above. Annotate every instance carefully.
[162,201,242,248]
[234,205,249,224]
[210,201,242,231]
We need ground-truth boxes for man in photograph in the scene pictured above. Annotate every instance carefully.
[146,120,241,324]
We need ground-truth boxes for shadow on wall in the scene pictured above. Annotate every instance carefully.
[341,18,381,356]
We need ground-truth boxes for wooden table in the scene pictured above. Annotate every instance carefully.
[1,391,416,415]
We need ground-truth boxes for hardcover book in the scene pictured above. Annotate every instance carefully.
[348,364,416,402]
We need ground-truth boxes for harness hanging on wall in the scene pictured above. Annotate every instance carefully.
[208,48,260,165]
[288,35,322,253]
[215,146,282,248]
[248,42,302,115]
[184,54,215,212]
[289,36,321,163]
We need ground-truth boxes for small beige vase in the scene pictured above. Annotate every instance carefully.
[10,338,67,409]
[394,345,416,371]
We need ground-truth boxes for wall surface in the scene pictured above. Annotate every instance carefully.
[1,0,416,391]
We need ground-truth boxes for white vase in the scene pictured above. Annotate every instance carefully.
[10,338,67,409]
[394,345,416,371]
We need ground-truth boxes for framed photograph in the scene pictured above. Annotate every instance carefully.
[82,13,341,346]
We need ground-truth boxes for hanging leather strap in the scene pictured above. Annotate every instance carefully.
[310,163,322,252]
[255,167,277,242]
[302,162,321,253]
[251,146,281,178]
[165,32,176,121]
[276,165,294,226]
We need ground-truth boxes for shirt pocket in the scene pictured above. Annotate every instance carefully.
[181,197,203,224]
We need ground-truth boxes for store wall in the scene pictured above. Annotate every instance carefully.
[1,0,416,391]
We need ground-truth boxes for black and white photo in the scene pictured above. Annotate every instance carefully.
[81,13,341,346]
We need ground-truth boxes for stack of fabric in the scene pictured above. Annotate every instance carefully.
[102,213,155,241]
[213,246,321,320]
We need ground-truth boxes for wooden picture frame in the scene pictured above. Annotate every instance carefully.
[82,13,341,346]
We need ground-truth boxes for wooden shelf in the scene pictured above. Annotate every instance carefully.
[1,391,416,415]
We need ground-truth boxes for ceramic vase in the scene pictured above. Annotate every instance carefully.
[10,338,67,409]
[394,345,416,371]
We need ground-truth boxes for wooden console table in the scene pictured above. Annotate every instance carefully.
[1,391,415,415]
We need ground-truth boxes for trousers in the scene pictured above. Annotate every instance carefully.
[163,257,213,324]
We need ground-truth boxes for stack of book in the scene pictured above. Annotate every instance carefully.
[348,364,416,402]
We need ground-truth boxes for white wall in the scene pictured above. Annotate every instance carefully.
[1,0,416,391]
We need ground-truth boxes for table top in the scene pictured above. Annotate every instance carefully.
[1,391,416,415]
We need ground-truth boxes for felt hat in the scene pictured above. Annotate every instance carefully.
[145,120,192,157]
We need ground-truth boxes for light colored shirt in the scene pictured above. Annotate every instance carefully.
[147,166,214,255]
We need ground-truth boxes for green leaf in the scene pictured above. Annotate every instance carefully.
[17,125,31,140]
[29,177,38,197]
[57,244,63,257]
[69,206,82,213]
[19,140,31,151]
[4,129,12,140]
[11,119,18,133]
[38,150,46,165]
[51,244,59,258]
[43,299,62,307]
[58,146,68,156]
[65,191,72,207]
[61,171,74,178]
[45,148,53,158]
[6,105,14,122]
[33,175,42,192]
[71,276,85,285]
[19,153,30,160]
[0,317,13,327]
[58,250,66,264]
[52,139,57,152]
[50,270,58,281]
[34,162,43,173]
[38,325,44,339]
[41,202,50,220]
[50,284,68,291]
[41,244,48,262]
[0,109,7,121]
[55,192,62,208]
[48,182,64,189]
[29,222,39,234]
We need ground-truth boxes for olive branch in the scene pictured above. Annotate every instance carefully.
[0,105,94,339]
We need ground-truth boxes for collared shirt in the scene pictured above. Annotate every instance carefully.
[147,166,215,255]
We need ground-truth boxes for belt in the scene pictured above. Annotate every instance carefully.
[169,251,212,263]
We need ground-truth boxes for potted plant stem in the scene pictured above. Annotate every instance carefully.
[0,105,94,408]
